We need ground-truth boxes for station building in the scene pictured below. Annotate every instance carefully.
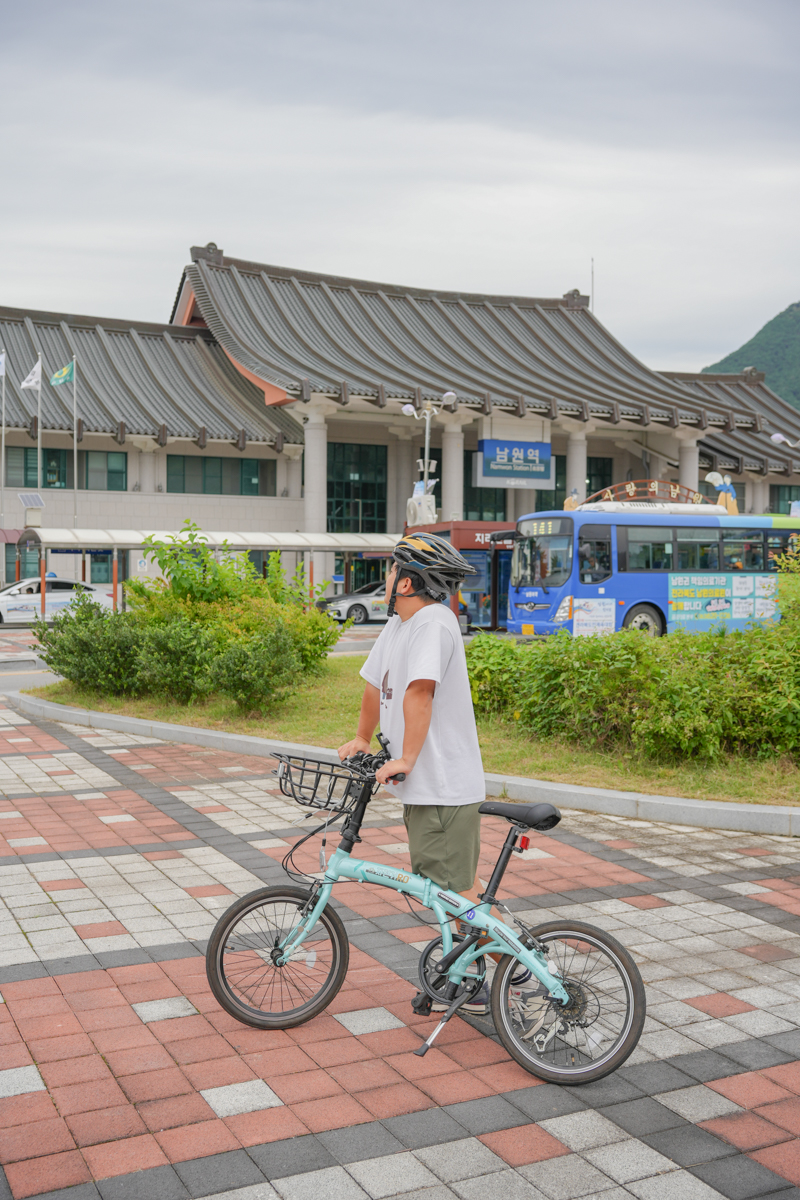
[2,242,800,590]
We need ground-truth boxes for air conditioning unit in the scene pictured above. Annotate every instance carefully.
[406,494,437,526]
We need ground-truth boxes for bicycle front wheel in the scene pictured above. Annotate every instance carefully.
[206,886,349,1029]
[491,920,645,1085]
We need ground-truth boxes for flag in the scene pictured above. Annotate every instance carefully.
[20,361,41,390]
[0,352,5,377]
[50,361,74,386]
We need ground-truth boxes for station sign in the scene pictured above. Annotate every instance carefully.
[475,440,552,489]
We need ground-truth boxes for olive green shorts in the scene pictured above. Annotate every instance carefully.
[402,802,482,894]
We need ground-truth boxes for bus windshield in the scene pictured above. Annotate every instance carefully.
[512,517,573,589]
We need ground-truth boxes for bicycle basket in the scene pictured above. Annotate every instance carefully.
[274,755,364,812]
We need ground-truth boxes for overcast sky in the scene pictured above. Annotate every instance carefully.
[2,0,799,370]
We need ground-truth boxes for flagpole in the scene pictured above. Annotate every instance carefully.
[72,356,78,528]
[36,353,42,491]
[0,350,5,584]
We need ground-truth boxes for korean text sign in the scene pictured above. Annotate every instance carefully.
[478,440,552,488]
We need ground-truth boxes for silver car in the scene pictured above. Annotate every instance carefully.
[322,580,388,624]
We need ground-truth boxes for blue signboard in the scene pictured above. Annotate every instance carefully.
[476,440,552,488]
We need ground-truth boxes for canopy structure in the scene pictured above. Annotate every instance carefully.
[17,528,401,553]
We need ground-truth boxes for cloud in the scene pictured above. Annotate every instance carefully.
[1,0,798,370]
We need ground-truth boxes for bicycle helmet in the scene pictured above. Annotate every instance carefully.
[387,531,477,617]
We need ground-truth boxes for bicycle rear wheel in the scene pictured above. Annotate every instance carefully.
[206,886,349,1029]
[491,920,645,1084]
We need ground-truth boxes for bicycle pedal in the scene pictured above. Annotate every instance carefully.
[411,990,433,1016]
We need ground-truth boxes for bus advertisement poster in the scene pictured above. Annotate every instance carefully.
[573,597,616,636]
[668,573,777,630]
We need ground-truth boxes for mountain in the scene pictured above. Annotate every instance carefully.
[702,300,800,411]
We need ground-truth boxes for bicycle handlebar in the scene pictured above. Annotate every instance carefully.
[342,750,406,784]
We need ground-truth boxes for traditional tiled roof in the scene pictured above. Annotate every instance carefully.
[0,306,303,445]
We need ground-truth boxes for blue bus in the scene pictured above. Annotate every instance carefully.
[506,506,800,637]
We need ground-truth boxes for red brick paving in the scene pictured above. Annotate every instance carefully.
[479,1123,570,1166]
[685,993,757,1018]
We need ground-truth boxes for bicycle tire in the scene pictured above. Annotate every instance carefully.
[206,886,349,1029]
[490,920,645,1085]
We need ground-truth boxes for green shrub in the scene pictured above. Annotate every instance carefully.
[136,619,218,703]
[466,598,800,762]
[209,625,299,712]
[36,593,141,696]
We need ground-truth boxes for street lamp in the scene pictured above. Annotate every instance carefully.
[401,391,457,493]
[771,432,800,449]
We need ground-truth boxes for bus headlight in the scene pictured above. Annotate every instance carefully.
[553,595,573,623]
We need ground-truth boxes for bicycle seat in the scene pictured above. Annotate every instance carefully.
[479,800,561,831]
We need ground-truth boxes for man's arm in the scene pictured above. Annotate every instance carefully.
[338,682,380,760]
[374,678,435,785]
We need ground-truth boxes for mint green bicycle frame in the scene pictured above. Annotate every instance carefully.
[276,843,571,1006]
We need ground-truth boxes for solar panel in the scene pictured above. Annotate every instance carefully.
[18,493,45,509]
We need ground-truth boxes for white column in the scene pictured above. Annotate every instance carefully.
[391,431,414,530]
[303,405,328,533]
[678,441,699,493]
[748,476,770,514]
[139,450,156,493]
[441,422,464,522]
[386,440,398,533]
[566,432,588,504]
[505,489,517,523]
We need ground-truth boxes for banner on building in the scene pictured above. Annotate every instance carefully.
[474,439,552,489]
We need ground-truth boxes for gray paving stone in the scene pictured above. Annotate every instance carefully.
[175,1151,267,1197]
[653,1085,741,1123]
[272,1166,369,1200]
[31,1186,101,1200]
[619,1061,697,1094]
[716,1039,793,1071]
[97,1165,190,1200]
[248,1135,336,1180]
[665,1050,744,1083]
[195,1188,278,1200]
[384,1189,459,1200]
[689,1155,797,1200]
[642,1125,736,1168]
[627,1170,727,1199]
[319,1124,405,1164]
[599,1098,687,1138]
[450,1170,548,1200]
[414,1138,507,1182]
[442,1097,526,1135]
[565,1075,644,1107]
[507,1085,588,1122]
[584,1139,678,1184]
[383,1109,468,1150]
[347,1153,440,1198]
[519,1154,618,1198]
[538,1112,629,1152]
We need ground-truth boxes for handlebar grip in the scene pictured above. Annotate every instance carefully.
[387,772,406,783]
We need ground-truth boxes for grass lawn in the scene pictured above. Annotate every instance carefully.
[30,656,800,806]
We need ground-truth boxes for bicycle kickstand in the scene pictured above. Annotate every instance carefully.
[413,988,478,1057]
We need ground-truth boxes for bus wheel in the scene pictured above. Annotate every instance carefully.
[623,604,664,636]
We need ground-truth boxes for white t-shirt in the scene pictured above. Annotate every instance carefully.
[360,604,485,807]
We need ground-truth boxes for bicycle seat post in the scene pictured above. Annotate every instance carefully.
[478,823,524,910]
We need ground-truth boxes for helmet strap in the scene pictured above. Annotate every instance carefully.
[386,568,402,618]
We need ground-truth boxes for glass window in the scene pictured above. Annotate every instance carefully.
[6,447,68,488]
[459,550,491,627]
[536,455,567,512]
[203,457,222,494]
[577,524,612,583]
[4,545,40,581]
[621,525,674,571]
[107,452,127,491]
[513,518,574,588]
[327,443,387,533]
[769,485,800,515]
[767,531,800,570]
[258,460,277,496]
[463,451,506,521]
[50,581,74,591]
[675,528,720,569]
[241,459,259,497]
[167,456,185,492]
[86,451,107,490]
[586,457,613,498]
[43,449,67,489]
[721,529,765,571]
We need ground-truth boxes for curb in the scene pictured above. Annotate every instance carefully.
[6,690,798,837]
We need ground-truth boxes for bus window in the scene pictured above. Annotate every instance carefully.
[578,525,611,583]
[513,517,573,588]
[721,529,765,571]
[619,526,673,571]
[676,528,720,571]
[767,531,800,571]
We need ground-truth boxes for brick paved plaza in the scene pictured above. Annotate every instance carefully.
[1,701,800,1199]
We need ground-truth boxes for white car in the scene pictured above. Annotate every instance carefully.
[0,577,115,623]
[323,581,389,624]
